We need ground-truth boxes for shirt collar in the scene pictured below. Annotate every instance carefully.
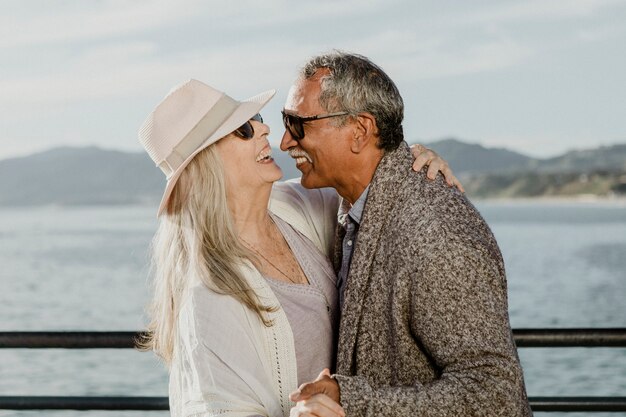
[338,184,370,226]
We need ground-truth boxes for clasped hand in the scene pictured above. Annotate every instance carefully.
[289,369,344,417]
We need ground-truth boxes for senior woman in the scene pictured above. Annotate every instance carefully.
[138,79,460,417]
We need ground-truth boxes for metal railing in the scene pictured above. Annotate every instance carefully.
[1,328,625,412]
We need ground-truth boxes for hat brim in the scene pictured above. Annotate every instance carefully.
[156,89,276,217]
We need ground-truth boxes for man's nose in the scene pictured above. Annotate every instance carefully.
[280,129,297,151]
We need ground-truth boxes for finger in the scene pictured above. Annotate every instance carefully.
[290,409,315,417]
[440,169,465,194]
[299,404,342,417]
[290,381,322,402]
[307,394,345,417]
[291,401,318,417]
[296,396,345,417]
[438,166,465,192]
[290,406,304,417]
[290,388,304,402]
[411,153,432,172]
[315,368,332,381]
[440,166,455,185]
[291,378,315,402]
[297,404,342,417]
[426,161,443,180]
[453,177,465,193]
[410,143,425,154]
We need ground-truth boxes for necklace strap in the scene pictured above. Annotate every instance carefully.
[240,237,305,285]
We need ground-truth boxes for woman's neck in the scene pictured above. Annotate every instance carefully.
[227,183,274,242]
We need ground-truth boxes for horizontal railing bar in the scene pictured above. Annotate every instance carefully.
[514,328,626,347]
[0,331,146,349]
[1,329,625,349]
[530,397,626,412]
[0,396,625,411]
[0,396,168,410]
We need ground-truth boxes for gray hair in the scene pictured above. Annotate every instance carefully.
[300,51,404,151]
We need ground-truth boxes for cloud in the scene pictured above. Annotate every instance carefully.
[451,0,624,26]
[0,0,623,160]
[577,24,625,42]
[0,29,536,111]
[342,30,534,80]
[0,0,197,49]
[0,0,396,49]
[0,42,162,104]
[0,39,302,107]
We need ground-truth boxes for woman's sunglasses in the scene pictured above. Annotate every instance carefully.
[281,110,349,140]
[234,113,263,140]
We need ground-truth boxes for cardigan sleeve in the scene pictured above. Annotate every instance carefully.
[169,283,283,417]
[334,221,529,417]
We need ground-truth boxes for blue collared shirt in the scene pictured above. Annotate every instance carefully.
[337,185,370,309]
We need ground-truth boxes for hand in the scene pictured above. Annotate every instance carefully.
[290,368,340,404]
[290,394,345,417]
[410,144,465,193]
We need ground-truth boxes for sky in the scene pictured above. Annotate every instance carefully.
[1,0,625,160]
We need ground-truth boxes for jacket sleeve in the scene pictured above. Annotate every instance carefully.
[170,285,282,417]
[335,220,530,417]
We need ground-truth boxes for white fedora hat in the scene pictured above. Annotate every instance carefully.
[138,79,276,216]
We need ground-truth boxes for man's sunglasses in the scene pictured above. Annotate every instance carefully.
[281,110,349,140]
[234,113,263,140]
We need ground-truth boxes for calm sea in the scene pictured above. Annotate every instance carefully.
[1,200,625,417]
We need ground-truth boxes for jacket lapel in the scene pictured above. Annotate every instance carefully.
[332,222,346,274]
[336,142,413,372]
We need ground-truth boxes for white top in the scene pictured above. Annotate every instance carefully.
[168,180,340,417]
[265,214,339,386]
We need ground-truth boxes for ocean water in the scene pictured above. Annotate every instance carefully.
[0,200,625,417]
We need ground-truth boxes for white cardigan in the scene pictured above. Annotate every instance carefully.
[168,180,339,417]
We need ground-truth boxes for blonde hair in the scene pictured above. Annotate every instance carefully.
[139,144,275,364]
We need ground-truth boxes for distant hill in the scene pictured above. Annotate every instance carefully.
[422,138,532,174]
[418,138,626,197]
[0,147,162,206]
[0,146,301,206]
[421,138,626,175]
[1,140,624,206]
[463,170,626,198]
[534,144,626,173]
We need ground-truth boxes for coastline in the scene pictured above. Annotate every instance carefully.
[473,194,626,206]
[1,194,626,210]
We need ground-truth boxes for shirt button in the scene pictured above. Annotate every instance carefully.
[347,240,353,246]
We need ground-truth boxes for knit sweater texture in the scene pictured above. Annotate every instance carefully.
[333,142,533,417]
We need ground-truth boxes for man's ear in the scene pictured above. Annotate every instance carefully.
[350,112,378,153]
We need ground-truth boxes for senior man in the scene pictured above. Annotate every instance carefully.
[281,51,532,417]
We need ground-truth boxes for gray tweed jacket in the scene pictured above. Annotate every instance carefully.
[332,142,532,416]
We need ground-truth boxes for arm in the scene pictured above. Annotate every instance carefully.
[294,222,529,416]
[337,223,528,416]
[172,286,280,417]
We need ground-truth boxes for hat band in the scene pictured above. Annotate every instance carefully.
[159,94,240,177]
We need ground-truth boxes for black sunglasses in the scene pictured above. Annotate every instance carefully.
[234,113,263,140]
[281,110,349,140]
